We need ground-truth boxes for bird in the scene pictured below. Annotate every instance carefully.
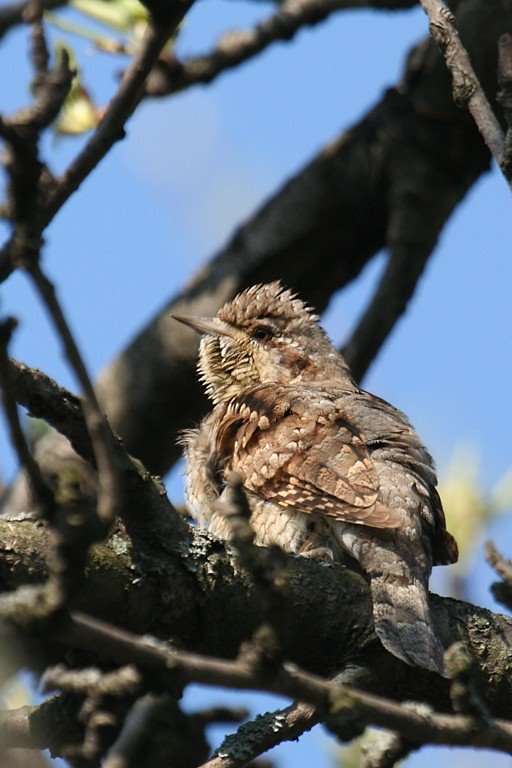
[173,282,458,675]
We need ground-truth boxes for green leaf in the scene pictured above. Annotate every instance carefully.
[70,0,148,33]
[53,41,102,135]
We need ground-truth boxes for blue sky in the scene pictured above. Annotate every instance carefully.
[0,2,511,766]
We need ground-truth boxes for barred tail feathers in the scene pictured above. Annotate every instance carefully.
[369,570,445,675]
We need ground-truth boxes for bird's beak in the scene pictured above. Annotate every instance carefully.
[171,314,235,338]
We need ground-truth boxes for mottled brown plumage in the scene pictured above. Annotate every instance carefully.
[174,282,458,674]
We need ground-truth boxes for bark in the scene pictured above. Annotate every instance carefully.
[1,518,511,719]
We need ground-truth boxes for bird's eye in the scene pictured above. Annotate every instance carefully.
[253,326,273,342]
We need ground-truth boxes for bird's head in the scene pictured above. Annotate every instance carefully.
[172,282,353,404]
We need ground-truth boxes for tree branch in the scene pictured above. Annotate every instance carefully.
[0,0,195,284]
[0,0,66,41]
[0,322,53,512]
[7,358,92,462]
[0,518,511,717]
[359,731,416,768]
[497,32,512,177]
[200,702,319,768]
[418,0,508,181]
[343,237,431,381]
[102,694,210,768]
[145,0,417,98]
[0,695,83,752]
[485,541,512,611]
[25,261,125,527]
[43,8,191,222]
[0,5,124,529]
[3,357,189,546]
[47,611,512,755]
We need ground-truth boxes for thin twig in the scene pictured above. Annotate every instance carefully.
[54,611,512,754]
[4,356,188,543]
[25,0,49,80]
[25,261,122,525]
[0,41,71,253]
[0,0,66,40]
[42,664,141,697]
[145,0,416,97]
[0,2,194,286]
[418,0,508,182]
[6,357,93,461]
[0,319,53,512]
[41,665,143,763]
[485,541,512,611]
[0,6,122,526]
[44,4,193,224]
[486,542,512,585]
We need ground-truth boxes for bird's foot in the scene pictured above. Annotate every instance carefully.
[300,546,335,563]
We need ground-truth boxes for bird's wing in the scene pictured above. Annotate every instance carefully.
[339,389,459,563]
[215,385,401,529]
[414,484,459,565]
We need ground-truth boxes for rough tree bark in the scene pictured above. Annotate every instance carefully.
[1,0,512,764]
[1,519,511,718]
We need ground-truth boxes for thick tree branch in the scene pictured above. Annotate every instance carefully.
[0,519,511,718]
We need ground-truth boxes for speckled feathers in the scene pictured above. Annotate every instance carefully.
[217,281,320,329]
[177,283,458,675]
[214,384,401,529]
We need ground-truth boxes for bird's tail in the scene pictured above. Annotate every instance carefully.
[369,571,446,675]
